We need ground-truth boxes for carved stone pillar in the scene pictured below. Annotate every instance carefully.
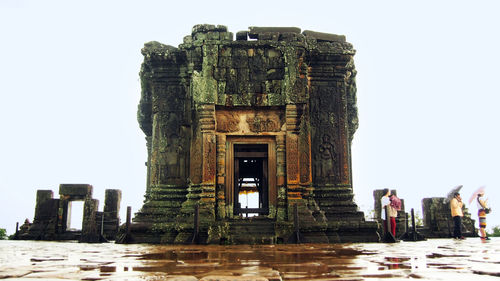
[276,134,287,221]
[285,104,301,201]
[298,104,313,202]
[334,79,350,185]
[174,104,216,244]
[216,134,226,219]
[199,104,216,202]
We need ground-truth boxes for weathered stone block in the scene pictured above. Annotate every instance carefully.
[219,32,233,41]
[59,184,92,198]
[104,189,121,215]
[183,35,193,44]
[81,198,99,243]
[236,31,248,41]
[302,30,346,42]
[248,26,301,39]
[192,24,227,35]
[34,190,53,220]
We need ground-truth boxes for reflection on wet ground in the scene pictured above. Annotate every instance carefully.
[0,238,499,280]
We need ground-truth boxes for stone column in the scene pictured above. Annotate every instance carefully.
[285,104,301,202]
[132,44,190,244]
[216,134,226,219]
[34,190,54,221]
[103,189,121,239]
[298,103,314,201]
[200,104,217,189]
[80,198,99,243]
[276,135,287,221]
[175,104,217,244]
[199,103,217,219]
[307,46,377,242]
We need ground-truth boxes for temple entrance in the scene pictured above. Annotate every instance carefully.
[66,200,84,231]
[225,137,277,219]
[234,144,268,217]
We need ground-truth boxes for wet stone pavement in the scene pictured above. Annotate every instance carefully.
[0,238,499,280]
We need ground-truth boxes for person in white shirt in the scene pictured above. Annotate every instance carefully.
[380,188,395,235]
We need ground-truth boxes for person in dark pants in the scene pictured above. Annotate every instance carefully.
[450,192,465,239]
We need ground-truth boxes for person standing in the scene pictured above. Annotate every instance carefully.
[381,188,395,236]
[450,192,465,239]
[389,194,401,236]
[477,192,490,240]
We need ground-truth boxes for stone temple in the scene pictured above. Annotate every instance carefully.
[124,24,378,244]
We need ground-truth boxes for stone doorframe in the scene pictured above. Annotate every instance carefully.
[225,136,277,219]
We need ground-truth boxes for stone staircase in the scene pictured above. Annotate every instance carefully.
[227,218,276,244]
[315,185,379,242]
[125,184,188,243]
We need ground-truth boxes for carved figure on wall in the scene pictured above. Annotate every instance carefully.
[317,134,338,181]
[248,116,279,132]
[216,111,239,133]
[166,134,180,179]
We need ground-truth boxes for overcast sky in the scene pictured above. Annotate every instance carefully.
[1,0,499,235]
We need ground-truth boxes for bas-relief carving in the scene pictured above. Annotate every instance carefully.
[299,113,311,183]
[215,109,284,134]
[190,131,203,184]
[203,134,216,183]
[316,134,338,182]
[310,86,343,184]
[286,136,299,182]
[156,112,188,182]
[247,115,280,133]
[216,111,240,133]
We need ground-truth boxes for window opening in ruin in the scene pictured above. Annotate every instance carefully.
[234,144,268,217]
[67,201,84,231]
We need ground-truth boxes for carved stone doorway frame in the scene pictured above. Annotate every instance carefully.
[225,136,277,218]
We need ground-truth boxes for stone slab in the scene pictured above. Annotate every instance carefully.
[302,30,346,42]
[236,31,248,41]
[192,24,227,34]
[59,184,92,197]
[248,26,301,39]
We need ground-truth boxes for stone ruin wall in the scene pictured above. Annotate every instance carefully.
[373,189,407,238]
[15,184,121,242]
[372,190,477,239]
[420,197,476,238]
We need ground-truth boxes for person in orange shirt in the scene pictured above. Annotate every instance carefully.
[450,192,464,239]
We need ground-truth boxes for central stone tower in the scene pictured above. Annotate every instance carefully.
[127,24,378,244]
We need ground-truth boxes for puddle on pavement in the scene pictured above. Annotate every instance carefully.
[1,239,499,280]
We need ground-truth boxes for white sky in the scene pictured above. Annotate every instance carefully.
[1,0,499,235]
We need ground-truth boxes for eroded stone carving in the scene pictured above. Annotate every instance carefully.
[248,116,279,133]
[317,134,338,181]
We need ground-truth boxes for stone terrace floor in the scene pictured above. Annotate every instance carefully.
[0,238,499,280]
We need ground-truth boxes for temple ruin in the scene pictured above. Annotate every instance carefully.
[419,197,476,238]
[122,24,379,244]
[15,184,121,242]
[373,189,407,238]
[372,189,477,239]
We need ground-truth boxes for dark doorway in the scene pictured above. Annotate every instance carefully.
[234,144,268,217]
